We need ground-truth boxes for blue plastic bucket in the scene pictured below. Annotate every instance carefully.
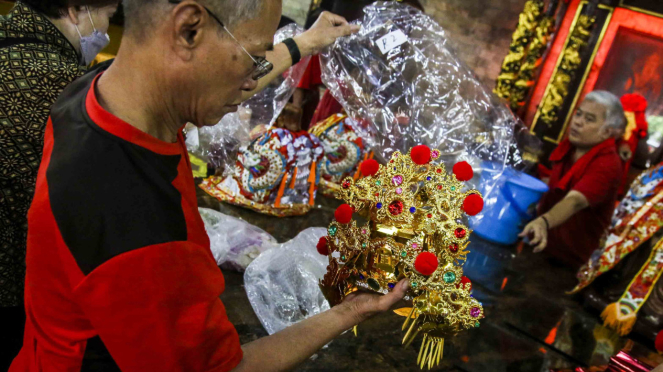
[470,164,549,245]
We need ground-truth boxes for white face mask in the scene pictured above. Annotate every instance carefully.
[74,8,110,65]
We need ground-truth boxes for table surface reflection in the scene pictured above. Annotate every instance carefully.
[197,189,662,372]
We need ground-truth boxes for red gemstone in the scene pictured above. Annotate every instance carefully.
[375,193,380,197]
[437,185,442,190]
[427,213,432,218]
[342,180,351,189]
[455,228,466,239]
[390,160,394,163]
[436,169,442,173]
[388,200,404,215]
[449,243,459,253]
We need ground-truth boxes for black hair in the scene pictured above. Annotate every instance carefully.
[22,0,119,19]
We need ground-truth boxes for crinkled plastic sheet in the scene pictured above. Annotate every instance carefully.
[244,228,330,335]
[187,23,311,173]
[320,1,538,171]
[320,1,541,228]
[198,208,277,271]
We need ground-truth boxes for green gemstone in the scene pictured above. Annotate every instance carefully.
[375,180,381,186]
[328,226,338,236]
[443,272,456,284]
[451,186,456,191]
[411,282,418,288]
[367,278,380,290]
[341,255,347,261]
[475,322,480,328]
[362,243,367,248]
[401,250,407,258]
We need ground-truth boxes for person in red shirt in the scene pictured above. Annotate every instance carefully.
[520,91,626,268]
[10,1,408,371]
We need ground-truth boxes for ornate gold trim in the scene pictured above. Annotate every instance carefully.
[529,2,596,142]
[494,0,547,110]
[556,6,614,142]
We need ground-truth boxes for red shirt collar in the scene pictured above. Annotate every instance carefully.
[549,137,617,192]
[85,73,183,156]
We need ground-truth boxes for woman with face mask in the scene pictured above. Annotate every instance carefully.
[0,1,118,369]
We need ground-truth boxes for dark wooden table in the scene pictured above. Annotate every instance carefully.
[198,188,662,372]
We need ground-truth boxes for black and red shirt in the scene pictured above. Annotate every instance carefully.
[10,63,243,371]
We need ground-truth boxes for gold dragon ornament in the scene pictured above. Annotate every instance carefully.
[317,145,486,369]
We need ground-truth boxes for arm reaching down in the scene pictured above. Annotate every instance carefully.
[520,191,589,252]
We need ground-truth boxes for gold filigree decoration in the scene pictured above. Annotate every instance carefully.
[320,147,484,369]
[494,0,546,109]
[537,13,596,127]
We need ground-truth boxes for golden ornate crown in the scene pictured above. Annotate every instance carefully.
[317,145,485,369]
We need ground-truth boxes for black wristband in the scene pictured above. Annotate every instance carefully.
[540,216,550,230]
[283,38,301,65]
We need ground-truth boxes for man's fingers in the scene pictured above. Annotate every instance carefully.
[378,279,408,310]
[330,23,359,38]
[518,225,532,238]
[533,238,547,253]
[322,11,349,26]
[530,230,542,245]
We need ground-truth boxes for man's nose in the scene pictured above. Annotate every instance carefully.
[241,78,259,92]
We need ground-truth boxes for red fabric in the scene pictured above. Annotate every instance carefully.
[10,75,242,371]
[310,90,344,127]
[538,138,623,267]
[297,55,322,90]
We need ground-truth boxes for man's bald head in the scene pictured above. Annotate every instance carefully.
[123,0,266,38]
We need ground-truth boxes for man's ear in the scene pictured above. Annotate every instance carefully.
[171,1,208,60]
[67,7,82,26]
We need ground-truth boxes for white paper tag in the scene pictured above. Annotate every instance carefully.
[376,30,407,54]
[185,126,199,149]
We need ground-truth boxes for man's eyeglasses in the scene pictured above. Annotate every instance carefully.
[168,0,274,81]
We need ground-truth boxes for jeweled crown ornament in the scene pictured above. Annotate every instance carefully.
[318,145,485,369]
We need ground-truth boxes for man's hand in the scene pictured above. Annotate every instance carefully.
[294,12,361,57]
[519,217,548,253]
[338,279,409,324]
[619,143,632,161]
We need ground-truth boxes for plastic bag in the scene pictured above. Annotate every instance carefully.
[320,1,538,176]
[198,208,277,271]
[320,1,543,235]
[244,228,330,334]
[188,23,311,173]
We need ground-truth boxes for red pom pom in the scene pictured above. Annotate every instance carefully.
[620,93,648,112]
[463,194,484,216]
[453,161,474,181]
[316,237,329,255]
[360,159,379,177]
[414,252,438,276]
[656,330,663,352]
[411,145,431,165]
[456,276,472,291]
[335,204,354,224]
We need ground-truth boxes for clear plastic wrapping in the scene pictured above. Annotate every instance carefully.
[187,23,311,173]
[320,1,542,238]
[198,208,277,271]
[320,1,536,172]
[244,228,330,334]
